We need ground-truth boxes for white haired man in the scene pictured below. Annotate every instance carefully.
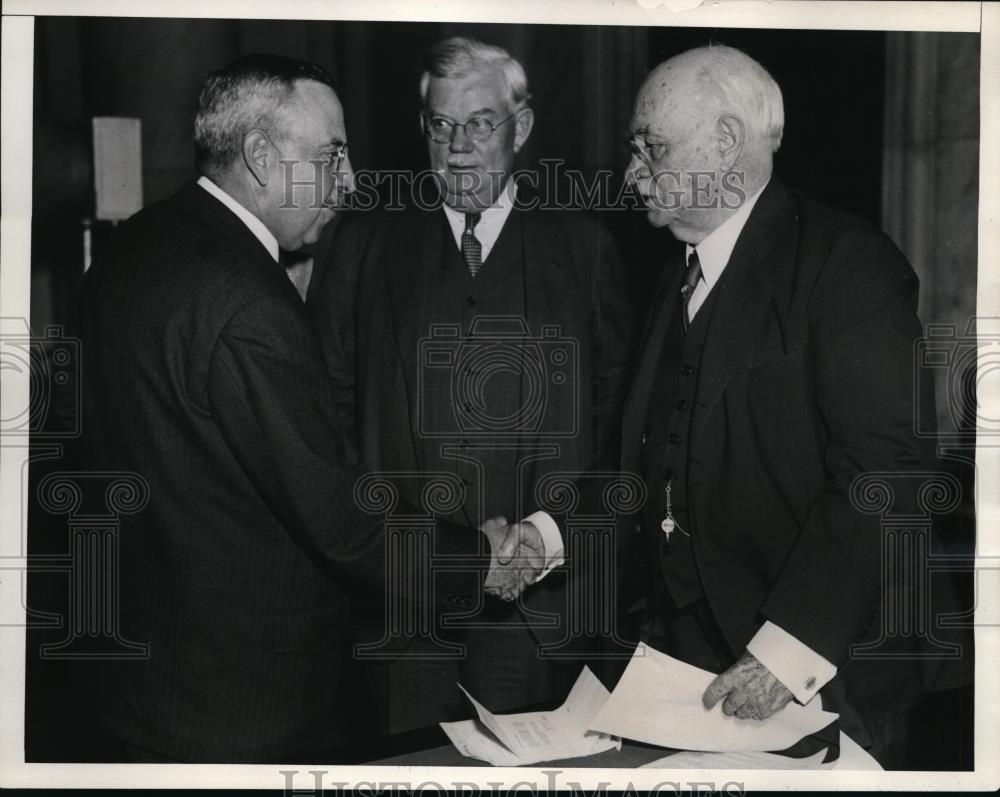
[310,37,634,733]
[619,44,949,765]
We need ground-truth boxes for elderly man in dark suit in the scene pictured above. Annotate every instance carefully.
[77,54,518,763]
[617,44,947,765]
[309,37,634,733]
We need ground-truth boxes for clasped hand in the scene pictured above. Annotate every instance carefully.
[480,515,545,602]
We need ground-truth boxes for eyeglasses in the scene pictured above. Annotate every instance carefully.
[273,134,349,175]
[424,113,518,144]
[322,142,350,174]
[626,136,667,165]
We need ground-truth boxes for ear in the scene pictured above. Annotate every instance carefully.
[717,114,745,169]
[512,108,534,154]
[242,129,272,187]
[417,112,426,139]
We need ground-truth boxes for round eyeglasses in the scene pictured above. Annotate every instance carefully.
[424,113,518,144]
[626,137,667,165]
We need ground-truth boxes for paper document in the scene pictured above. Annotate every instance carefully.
[440,666,622,765]
[821,731,883,771]
[641,748,828,769]
[589,644,839,752]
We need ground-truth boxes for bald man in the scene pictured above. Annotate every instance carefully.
[617,45,946,765]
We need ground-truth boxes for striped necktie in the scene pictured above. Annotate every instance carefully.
[462,213,483,278]
[680,248,702,332]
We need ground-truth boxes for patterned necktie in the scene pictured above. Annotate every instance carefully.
[680,248,703,332]
[462,213,483,278]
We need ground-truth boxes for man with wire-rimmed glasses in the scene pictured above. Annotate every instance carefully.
[310,36,634,734]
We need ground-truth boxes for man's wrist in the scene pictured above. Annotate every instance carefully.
[746,621,837,704]
[523,511,564,580]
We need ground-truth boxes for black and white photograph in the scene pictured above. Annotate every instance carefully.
[0,0,996,791]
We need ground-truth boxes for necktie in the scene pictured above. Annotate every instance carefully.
[680,248,702,332]
[462,213,483,278]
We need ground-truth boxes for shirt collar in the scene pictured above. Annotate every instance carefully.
[197,175,280,263]
[686,177,769,291]
[441,178,518,262]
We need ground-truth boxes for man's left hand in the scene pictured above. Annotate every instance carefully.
[702,651,794,720]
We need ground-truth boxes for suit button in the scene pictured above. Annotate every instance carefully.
[667,432,680,445]
[633,522,642,534]
[680,364,693,376]
[674,398,687,410]
[466,296,476,306]
[662,468,674,481]
[641,431,649,445]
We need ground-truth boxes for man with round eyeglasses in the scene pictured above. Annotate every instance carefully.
[310,36,634,734]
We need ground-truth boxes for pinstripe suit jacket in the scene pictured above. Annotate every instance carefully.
[78,182,482,762]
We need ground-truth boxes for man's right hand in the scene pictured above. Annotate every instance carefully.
[480,516,545,602]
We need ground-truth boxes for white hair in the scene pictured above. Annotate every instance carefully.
[418,37,530,112]
[686,44,785,153]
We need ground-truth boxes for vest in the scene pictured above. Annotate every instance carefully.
[413,211,533,527]
[639,285,720,609]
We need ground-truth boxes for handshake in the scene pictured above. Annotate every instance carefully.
[479,516,546,602]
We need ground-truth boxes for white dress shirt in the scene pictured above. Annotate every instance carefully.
[196,175,280,263]
[685,178,766,322]
[441,178,518,264]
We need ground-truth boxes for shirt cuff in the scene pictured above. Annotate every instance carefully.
[523,511,565,582]
[745,621,837,705]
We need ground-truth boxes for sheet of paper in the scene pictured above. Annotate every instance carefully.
[641,748,828,769]
[440,666,622,766]
[822,731,884,771]
[589,644,839,752]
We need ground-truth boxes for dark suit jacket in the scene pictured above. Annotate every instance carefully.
[308,200,634,652]
[619,178,953,744]
[78,182,482,762]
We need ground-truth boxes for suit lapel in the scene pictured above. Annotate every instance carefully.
[388,209,449,374]
[519,209,569,504]
[621,253,686,470]
[689,180,795,452]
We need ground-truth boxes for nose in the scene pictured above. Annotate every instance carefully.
[449,123,474,153]
[322,154,355,209]
[339,153,356,194]
[625,153,649,185]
